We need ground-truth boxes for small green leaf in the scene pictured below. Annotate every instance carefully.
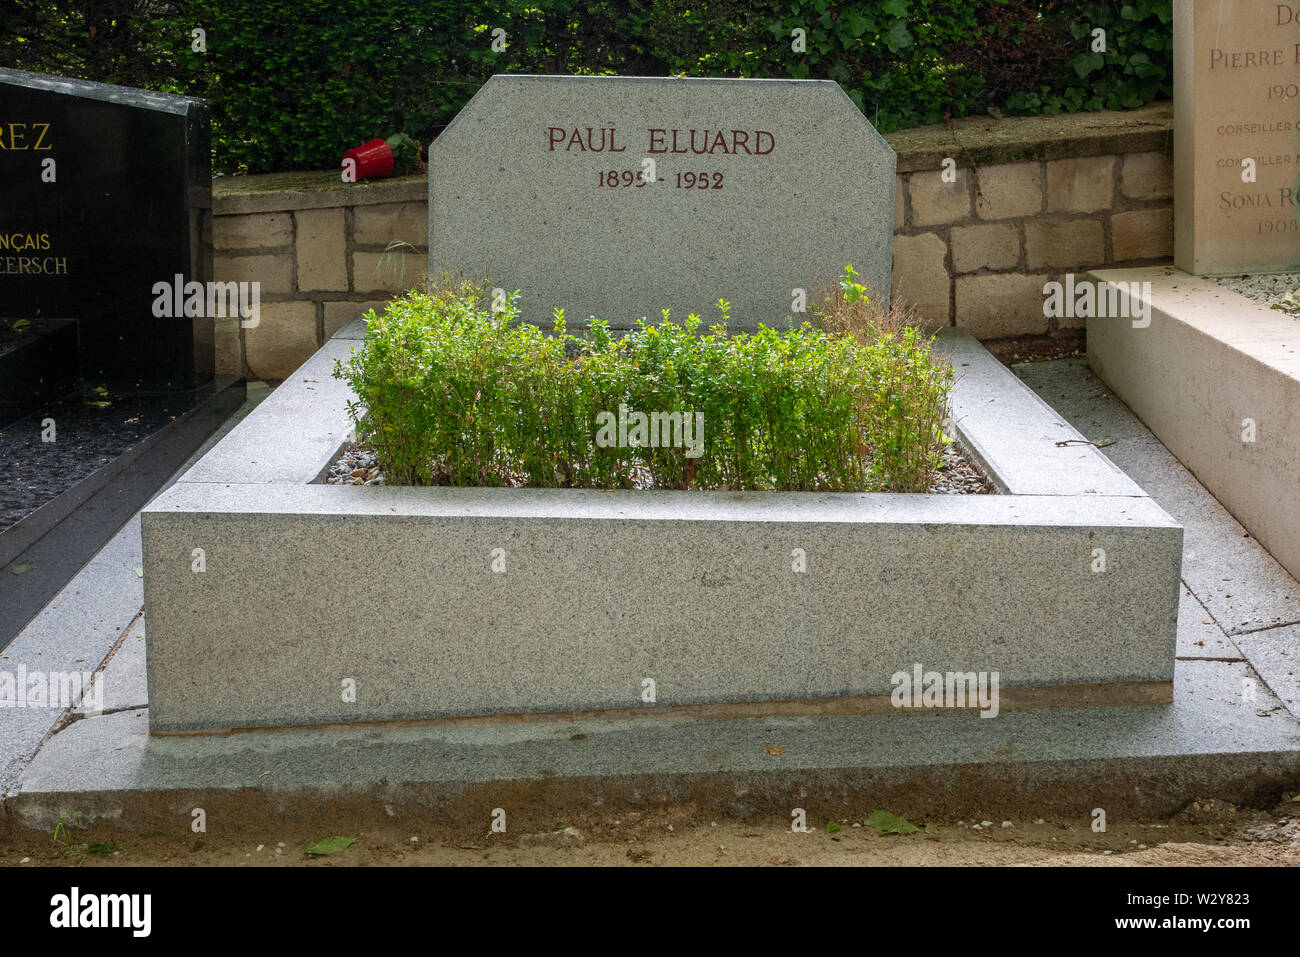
[306,836,356,857]
[826,821,841,833]
[883,19,912,53]
[10,561,35,575]
[865,810,919,835]
[133,567,143,578]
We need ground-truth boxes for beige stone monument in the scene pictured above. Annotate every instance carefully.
[1174,0,1300,274]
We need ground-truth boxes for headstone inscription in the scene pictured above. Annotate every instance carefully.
[1174,1,1300,275]
[0,67,213,418]
[430,75,896,329]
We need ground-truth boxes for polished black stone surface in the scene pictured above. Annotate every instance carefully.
[0,70,236,646]
[0,377,245,652]
[0,387,188,533]
[0,317,78,423]
[0,67,213,397]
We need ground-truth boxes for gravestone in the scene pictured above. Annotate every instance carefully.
[0,67,213,418]
[1174,2,1300,274]
[430,75,895,329]
[0,69,239,648]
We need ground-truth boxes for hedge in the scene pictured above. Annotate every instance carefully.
[333,275,954,492]
[0,0,1173,174]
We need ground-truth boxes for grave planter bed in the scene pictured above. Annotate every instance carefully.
[140,318,1182,733]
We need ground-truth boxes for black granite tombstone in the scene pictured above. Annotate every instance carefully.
[0,67,214,417]
[0,69,242,649]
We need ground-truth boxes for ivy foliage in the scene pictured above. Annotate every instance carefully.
[0,0,1172,174]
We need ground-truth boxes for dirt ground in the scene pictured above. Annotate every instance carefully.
[2,795,1296,867]
[982,332,1086,365]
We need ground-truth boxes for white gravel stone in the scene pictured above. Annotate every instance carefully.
[1212,272,1300,316]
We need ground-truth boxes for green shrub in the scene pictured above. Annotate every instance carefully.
[333,271,952,493]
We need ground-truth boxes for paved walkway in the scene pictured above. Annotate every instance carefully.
[1013,358,1300,718]
[0,384,272,795]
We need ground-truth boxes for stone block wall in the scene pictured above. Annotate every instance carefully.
[893,151,1174,338]
[212,104,1174,379]
[210,173,428,379]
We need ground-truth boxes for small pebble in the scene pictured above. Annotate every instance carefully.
[1212,273,1300,315]
[1001,821,1013,828]
[324,441,988,493]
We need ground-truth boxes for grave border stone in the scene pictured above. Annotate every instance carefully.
[138,322,1181,734]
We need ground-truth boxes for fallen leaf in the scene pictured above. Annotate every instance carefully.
[305,836,355,857]
[133,567,143,578]
[865,810,920,836]
[762,745,785,756]
[10,561,35,575]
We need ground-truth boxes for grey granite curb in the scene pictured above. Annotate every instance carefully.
[5,658,1296,835]
[137,323,1183,732]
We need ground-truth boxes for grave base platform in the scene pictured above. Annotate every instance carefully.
[3,654,1295,835]
[1088,266,1300,582]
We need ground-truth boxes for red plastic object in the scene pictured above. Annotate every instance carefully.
[342,138,394,181]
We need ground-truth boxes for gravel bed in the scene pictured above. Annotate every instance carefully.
[1211,272,1300,317]
[324,442,992,494]
[324,446,386,486]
